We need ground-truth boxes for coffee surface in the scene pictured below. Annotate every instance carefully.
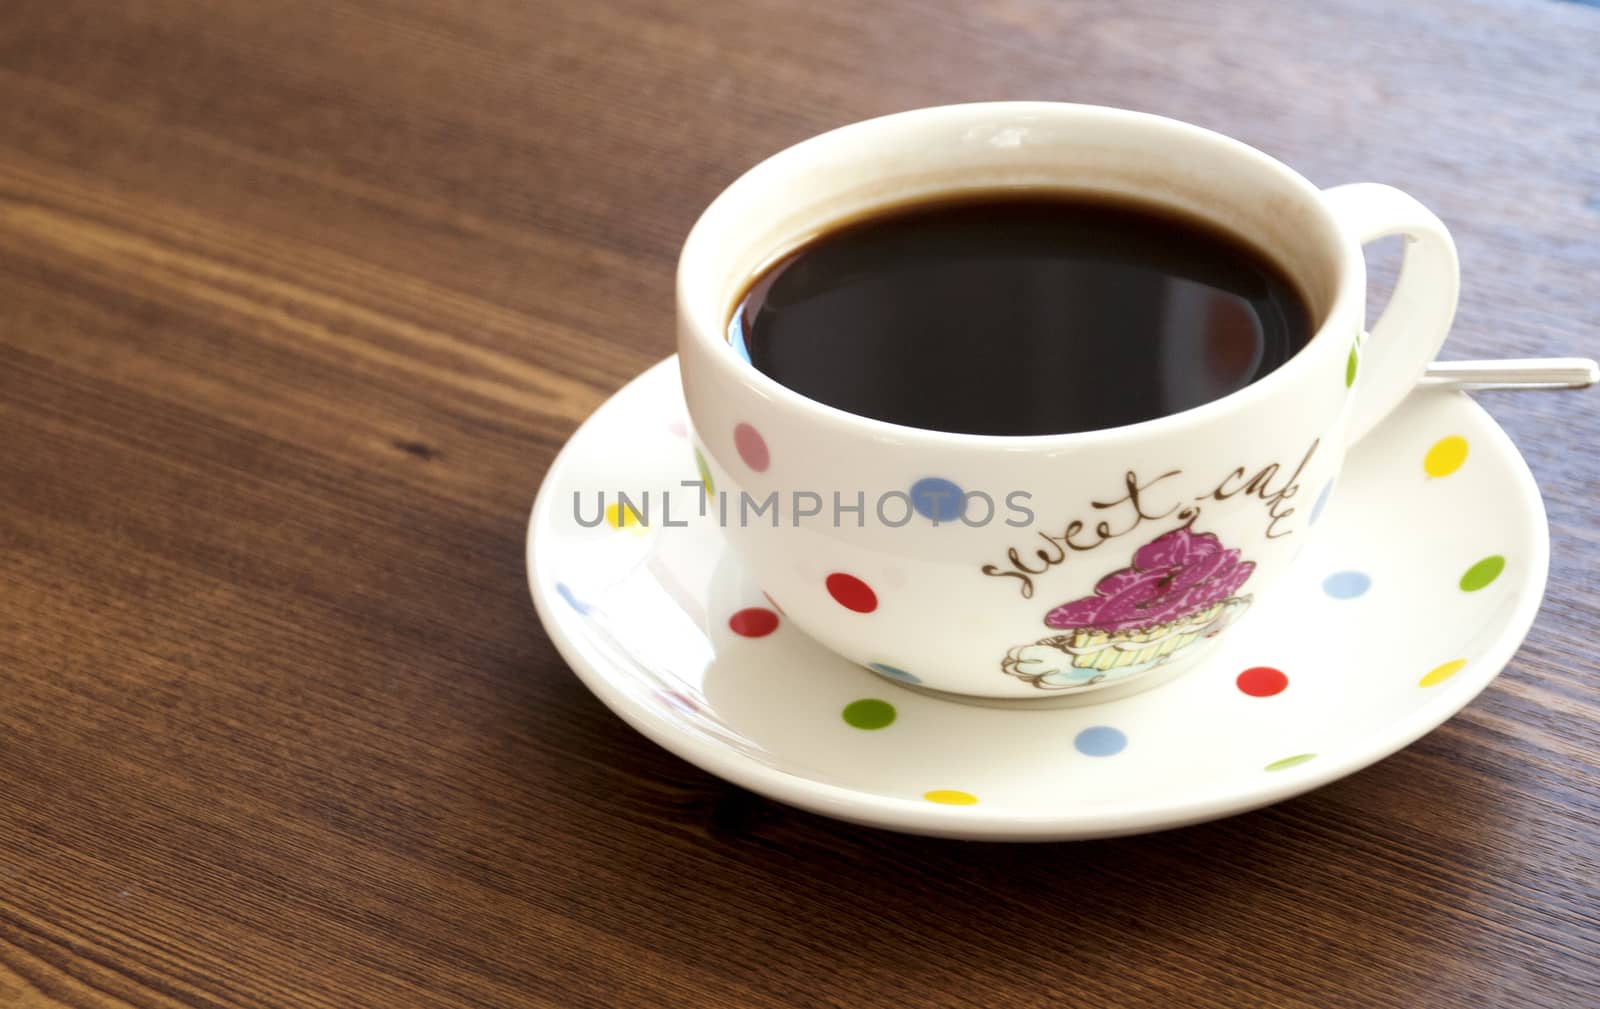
[732,193,1312,436]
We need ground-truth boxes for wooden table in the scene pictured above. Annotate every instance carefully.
[3,1,1596,1006]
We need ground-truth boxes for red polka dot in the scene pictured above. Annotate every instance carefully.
[734,423,769,472]
[826,573,877,613]
[728,607,780,637]
[659,691,698,713]
[1237,666,1288,697]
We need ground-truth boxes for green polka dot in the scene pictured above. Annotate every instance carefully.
[1459,555,1505,592]
[693,447,715,497]
[1265,753,1316,772]
[842,698,896,730]
[1345,343,1359,387]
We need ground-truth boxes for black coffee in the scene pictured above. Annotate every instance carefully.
[731,193,1312,436]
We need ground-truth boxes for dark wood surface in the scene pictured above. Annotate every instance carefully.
[2,1,1596,1006]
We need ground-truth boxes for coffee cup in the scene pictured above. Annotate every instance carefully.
[677,102,1457,703]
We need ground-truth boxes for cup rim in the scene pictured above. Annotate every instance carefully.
[677,101,1364,450]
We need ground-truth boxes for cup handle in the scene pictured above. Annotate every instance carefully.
[1320,183,1460,444]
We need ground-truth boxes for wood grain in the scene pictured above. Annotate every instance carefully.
[1,0,1596,1006]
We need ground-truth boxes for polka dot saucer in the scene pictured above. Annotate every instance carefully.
[527,358,1549,840]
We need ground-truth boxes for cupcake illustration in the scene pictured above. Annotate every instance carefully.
[1002,526,1255,690]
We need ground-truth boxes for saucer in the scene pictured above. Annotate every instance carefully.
[527,358,1549,840]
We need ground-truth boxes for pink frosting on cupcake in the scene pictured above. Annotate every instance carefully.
[1044,527,1254,633]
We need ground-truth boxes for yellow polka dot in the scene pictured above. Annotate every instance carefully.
[604,501,648,535]
[693,447,716,498]
[923,789,978,806]
[1419,658,1467,688]
[1424,436,1468,478]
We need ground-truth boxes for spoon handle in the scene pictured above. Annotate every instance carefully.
[1419,358,1598,391]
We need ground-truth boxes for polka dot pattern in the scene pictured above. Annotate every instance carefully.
[1424,435,1468,478]
[659,691,699,715]
[868,662,922,685]
[605,500,647,534]
[1419,658,1467,688]
[555,582,590,615]
[1346,343,1359,387]
[826,573,878,613]
[1323,571,1371,599]
[693,447,716,497]
[728,608,779,638]
[1309,481,1334,525]
[734,423,769,472]
[536,347,1536,839]
[1460,555,1505,592]
[910,477,966,522]
[1237,666,1288,697]
[1074,726,1127,757]
[1266,753,1316,772]
[842,699,896,730]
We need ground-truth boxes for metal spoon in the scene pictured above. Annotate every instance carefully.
[1420,358,1598,391]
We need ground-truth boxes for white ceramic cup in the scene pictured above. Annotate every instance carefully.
[677,102,1458,703]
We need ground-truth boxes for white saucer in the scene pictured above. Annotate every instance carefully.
[527,358,1549,840]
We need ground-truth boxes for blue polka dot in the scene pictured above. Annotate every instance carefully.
[1309,481,1333,525]
[727,314,751,364]
[1074,726,1127,757]
[910,477,966,522]
[555,582,591,614]
[868,662,922,684]
[1322,570,1371,599]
